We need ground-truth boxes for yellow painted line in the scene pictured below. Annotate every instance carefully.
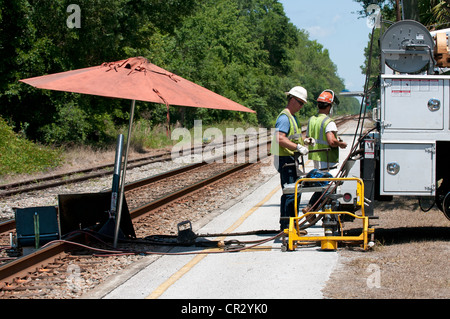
[145,254,205,299]
[145,183,281,299]
[220,185,281,237]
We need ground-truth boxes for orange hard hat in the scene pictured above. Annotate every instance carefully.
[316,89,340,105]
[317,91,334,104]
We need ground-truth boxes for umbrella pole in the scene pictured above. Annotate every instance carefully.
[114,99,136,248]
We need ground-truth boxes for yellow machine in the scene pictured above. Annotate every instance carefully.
[283,177,374,251]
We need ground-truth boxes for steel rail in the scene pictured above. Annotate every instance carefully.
[0,115,354,195]
[0,137,269,234]
[0,237,70,287]
[0,153,171,194]
[0,162,205,235]
[0,132,271,198]
[0,115,355,234]
[130,162,255,220]
[0,159,264,287]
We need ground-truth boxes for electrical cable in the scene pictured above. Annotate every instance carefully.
[352,26,376,152]
[41,229,286,257]
[418,197,435,212]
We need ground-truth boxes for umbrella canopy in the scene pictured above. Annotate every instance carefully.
[19,56,255,113]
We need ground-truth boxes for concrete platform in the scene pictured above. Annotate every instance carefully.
[83,119,363,300]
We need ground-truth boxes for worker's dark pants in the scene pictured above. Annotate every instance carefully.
[275,156,301,230]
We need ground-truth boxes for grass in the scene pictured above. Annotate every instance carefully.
[0,118,62,177]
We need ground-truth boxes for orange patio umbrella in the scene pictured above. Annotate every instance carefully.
[20,56,255,246]
[20,56,254,113]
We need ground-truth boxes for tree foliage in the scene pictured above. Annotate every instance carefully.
[0,0,358,145]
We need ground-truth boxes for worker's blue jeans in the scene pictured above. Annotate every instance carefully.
[275,156,301,230]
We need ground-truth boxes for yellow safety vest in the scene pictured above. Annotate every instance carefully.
[307,113,339,163]
[271,109,304,156]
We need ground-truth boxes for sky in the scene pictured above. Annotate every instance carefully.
[280,0,371,93]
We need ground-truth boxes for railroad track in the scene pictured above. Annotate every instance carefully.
[0,131,271,233]
[0,115,360,297]
[0,133,267,198]
[0,140,271,296]
[0,152,172,198]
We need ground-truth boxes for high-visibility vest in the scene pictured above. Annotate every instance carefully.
[307,113,339,163]
[271,109,304,156]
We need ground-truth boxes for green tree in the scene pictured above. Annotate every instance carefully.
[0,0,199,144]
[286,29,357,119]
[165,0,299,127]
[1,0,357,145]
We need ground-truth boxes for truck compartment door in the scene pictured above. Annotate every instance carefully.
[381,142,435,196]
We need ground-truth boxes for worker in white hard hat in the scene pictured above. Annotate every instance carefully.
[270,86,315,230]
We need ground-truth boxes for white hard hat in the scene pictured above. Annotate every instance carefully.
[286,86,307,103]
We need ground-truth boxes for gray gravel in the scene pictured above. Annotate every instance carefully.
[0,160,189,220]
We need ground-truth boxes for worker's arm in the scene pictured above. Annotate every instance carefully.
[326,131,347,149]
[276,131,297,151]
[276,131,309,154]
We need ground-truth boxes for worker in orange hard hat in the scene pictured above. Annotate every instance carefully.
[306,89,346,170]
[303,89,347,216]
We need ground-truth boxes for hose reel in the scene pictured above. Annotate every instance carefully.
[381,20,435,74]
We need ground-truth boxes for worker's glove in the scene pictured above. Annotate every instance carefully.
[296,144,309,155]
[304,137,316,146]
